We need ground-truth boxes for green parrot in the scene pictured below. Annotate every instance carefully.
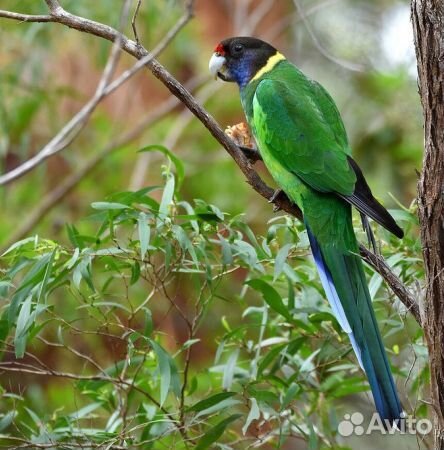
[209,37,404,423]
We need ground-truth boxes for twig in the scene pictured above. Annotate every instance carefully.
[264,0,342,42]
[0,11,52,22]
[44,0,62,12]
[131,0,142,45]
[239,0,274,35]
[292,0,365,72]
[0,2,419,324]
[0,435,128,449]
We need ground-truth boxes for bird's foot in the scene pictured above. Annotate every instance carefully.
[239,145,261,162]
[269,189,283,211]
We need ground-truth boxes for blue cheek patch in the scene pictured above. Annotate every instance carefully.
[230,55,253,88]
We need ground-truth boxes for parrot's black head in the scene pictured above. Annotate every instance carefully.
[209,37,279,88]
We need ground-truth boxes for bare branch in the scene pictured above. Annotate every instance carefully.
[0,10,52,22]
[44,0,62,13]
[239,0,274,35]
[131,0,143,45]
[292,0,365,72]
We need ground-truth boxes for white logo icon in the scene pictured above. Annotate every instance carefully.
[337,412,432,436]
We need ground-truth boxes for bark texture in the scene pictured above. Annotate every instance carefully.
[411,0,444,447]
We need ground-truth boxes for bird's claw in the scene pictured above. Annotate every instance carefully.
[269,188,282,204]
[269,189,283,212]
[238,145,261,162]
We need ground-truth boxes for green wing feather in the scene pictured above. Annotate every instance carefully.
[251,67,356,196]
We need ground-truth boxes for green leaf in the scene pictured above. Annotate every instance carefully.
[65,247,80,270]
[242,398,260,435]
[218,234,233,266]
[0,319,10,343]
[149,340,171,406]
[68,402,103,420]
[172,225,198,267]
[178,201,199,232]
[0,281,13,299]
[331,378,369,397]
[274,243,292,281]
[66,224,84,248]
[143,308,153,337]
[308,420,318,450]
[300,348,321,373]
[287,277,295,310]
[72,250,94,291]
[36,248,56,304]
[180,338,200,352]
[14,295,33,358]
[91,202,128,210]
[233,240,262,271]
[11,252,53,298]
[281,383,300,411]
[188,392,237,412]
[222,348,239,390]
[158,174,175,219]
[130,261,141,285]
[138,145,185,188]
[1,236,37,256]
[388,208,418,224]
[257,343,288,376]
[246,279,292,321]
[193,398,242,422]
[94,247,126,256]
[138,212,150,261]
[0,410,16,431]
[195,414,242,450]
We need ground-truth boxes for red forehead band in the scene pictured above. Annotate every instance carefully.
[214,43,225,55]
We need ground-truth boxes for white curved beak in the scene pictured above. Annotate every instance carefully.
[209,52,227,80]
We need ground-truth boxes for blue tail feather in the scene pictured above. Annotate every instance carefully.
[305,224,403,423]
[306,226,352,335]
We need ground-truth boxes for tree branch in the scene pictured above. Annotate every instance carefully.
[0,2,420,325]
[0,10,52,22]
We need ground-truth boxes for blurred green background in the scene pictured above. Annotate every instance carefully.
[0,1,425,449]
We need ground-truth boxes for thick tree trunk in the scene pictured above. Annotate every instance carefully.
[411,0,444,447]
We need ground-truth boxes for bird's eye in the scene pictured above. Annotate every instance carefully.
[233,44,244,54]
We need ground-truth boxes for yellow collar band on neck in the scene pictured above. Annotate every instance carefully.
[251,52,286,82]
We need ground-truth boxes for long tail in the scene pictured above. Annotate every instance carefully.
[306,222,403,424]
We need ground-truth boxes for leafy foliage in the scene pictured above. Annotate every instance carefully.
[0,152,425,449]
